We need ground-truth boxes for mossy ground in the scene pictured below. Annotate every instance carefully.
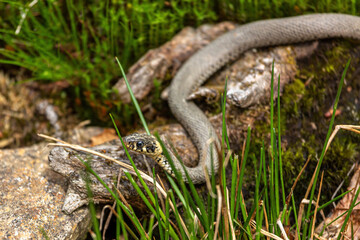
[252,39,360,205]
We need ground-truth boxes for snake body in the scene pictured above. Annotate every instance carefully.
[125,13,360,184]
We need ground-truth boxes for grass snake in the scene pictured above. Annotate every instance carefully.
[124,13,360,184]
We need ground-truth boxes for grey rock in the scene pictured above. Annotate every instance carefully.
[0,143,91,239]
[48,142,158,214]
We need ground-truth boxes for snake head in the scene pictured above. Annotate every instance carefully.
[123,133,162,157]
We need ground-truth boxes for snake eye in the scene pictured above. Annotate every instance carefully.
[146,145,155,153]
[136,141,144,149]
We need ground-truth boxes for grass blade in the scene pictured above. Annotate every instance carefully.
[304,59,351,238]
[115,57,150,135]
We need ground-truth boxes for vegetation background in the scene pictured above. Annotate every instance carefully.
[0,0,357,122]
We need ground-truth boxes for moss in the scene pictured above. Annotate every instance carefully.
[152,78,163,107]
[250,40,360,202]
[281,78,306,117]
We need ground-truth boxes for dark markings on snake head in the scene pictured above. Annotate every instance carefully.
[146,145,155,153]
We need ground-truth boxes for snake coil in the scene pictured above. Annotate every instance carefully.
[125,14,360,184]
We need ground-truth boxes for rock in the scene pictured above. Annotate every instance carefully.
[48,141,159,214]
[0,143,90,239]
[114,22,237,103]
[222,46,297,108]
[188,43,319,108]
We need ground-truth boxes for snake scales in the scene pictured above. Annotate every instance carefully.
[124,13,360,184]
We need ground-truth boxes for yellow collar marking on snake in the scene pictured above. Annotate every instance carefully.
[124,133,175,177]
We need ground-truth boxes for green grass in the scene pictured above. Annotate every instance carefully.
[0,0,216,122]
[70,58,358,239]
[0,0,359,123]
